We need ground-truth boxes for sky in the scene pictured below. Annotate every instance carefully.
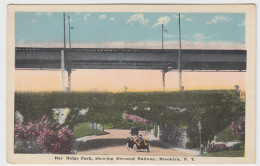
[15,12,245,92]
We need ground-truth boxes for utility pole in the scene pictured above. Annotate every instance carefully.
[178,13,183,91]
[162,24,168,91]
[162,24,164,49]
[68,15,71,48]
[161,24,168,49]
[63,13,66,49]
[61,13,66,92]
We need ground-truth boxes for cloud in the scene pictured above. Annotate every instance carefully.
[83,13,91,21]
[238,20,245,26]
[127,14,149,25]
[99,15,106,19]
[46,12,53,18]
[173,14,184,20]
[31,19,36,23]
[152,16,171,27]
[185,18,193,22]
[35,12,52,18]
[110,17,115,21]
[173,14,192,22]
[65,18,74,23]
[192,33,209,41]
[164,34,174,38]
[206,15,232,24]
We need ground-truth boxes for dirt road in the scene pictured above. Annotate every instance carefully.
[77,129,194,156]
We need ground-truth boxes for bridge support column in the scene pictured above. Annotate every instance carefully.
[61,50,65,92]
[67,69,71,92]
[162,70,165,91]
[178,13,184,91]
[179,69,184,91]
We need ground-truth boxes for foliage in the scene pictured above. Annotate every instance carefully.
[15,90,245,148]
[159,124,184,146]
[183,91,244,148]
[230,143,243,151]
[202,150,244,157]
[229,116,245,143]
[230,116,245,136]
[14,116,74,154]
[207,143,229,153]
[38,125,74,154]
[74,122,108,139]
[14,116,47,140]
[215,125,240,142]
[105,121,153,131]
[122,113,150,123]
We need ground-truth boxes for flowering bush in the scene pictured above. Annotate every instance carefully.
[14,116,47,141]
[230,116,245,136]
[38,125,74,154]
[207,143,229,153]
[122,113,150,123]
[14,116,74,154]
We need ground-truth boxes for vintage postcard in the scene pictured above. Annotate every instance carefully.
[7,4,256,164]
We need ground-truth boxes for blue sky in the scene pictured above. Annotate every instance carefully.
[15,12,245,48]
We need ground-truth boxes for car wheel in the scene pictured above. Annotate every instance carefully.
[133,144,137,152]
[147,145,151,152]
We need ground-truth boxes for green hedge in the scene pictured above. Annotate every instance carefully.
[15,90,245,148]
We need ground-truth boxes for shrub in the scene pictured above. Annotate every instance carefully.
[14,116,47,141]
[230,143,242,151]
[38,125,74,154]
[215,125,240,142]
[230,116,245,145]
[207,143,229,153]
[14,116,74,154]
[230,116,245,136]
[15,90,244,149]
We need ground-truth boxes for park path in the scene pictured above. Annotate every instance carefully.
[77,129,195,156]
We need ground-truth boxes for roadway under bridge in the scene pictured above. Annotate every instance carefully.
[15,47,247,91]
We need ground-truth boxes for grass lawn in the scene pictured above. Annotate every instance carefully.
[215,125,240,142]
[74,122,109,139]
[202,150,244,157]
